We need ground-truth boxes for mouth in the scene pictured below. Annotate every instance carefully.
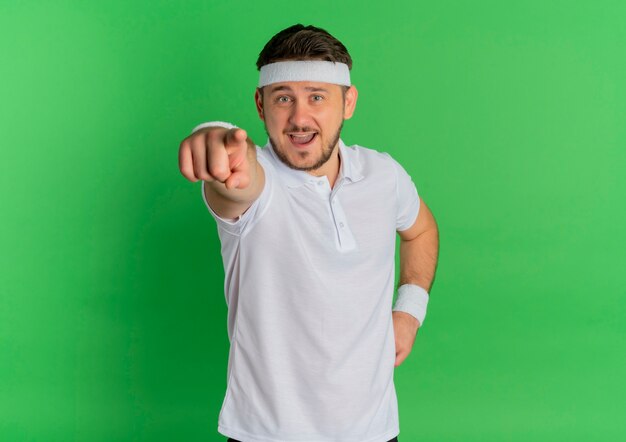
[287,132,318,148]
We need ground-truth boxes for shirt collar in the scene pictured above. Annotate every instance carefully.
[264,138,365,188]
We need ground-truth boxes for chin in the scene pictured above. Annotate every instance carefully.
[269,133,331,172]
[288,152,321,169]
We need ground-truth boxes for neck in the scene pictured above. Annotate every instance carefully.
[307,144,341,189]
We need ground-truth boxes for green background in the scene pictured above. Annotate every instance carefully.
[1,0,624,440]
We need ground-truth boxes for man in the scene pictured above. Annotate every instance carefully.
[178,24,439,442]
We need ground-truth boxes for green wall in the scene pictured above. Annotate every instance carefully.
[1,1,624,440]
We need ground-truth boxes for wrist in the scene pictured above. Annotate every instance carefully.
[392,284,429,327]
[191,121,238,134]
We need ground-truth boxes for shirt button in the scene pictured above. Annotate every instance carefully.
[317,181,323,186]
[339,222,345,228]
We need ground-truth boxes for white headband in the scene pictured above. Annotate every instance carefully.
[258,60,351,87]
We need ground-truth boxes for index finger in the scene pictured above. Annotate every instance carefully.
[224,127,248,149]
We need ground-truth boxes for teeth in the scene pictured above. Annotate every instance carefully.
[290,133,316,144]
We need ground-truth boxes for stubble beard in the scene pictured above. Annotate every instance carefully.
[267,120,344,172]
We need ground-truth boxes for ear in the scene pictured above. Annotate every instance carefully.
[343,85,358,120]
[254,88,265,121]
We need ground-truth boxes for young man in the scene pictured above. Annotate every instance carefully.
[178,24,439,442]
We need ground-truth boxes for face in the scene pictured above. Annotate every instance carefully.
[254,81,358,173]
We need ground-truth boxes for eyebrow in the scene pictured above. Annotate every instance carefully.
[269,85,329,94]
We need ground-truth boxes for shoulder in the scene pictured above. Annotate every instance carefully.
[343,141,400,175]
[345,141,390,157]
[256,144,272,162]
[255,144,278,175]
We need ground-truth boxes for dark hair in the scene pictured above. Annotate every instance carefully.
[256,24,352,99]
[256,24,352,70]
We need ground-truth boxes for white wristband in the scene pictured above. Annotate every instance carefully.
[191,121,238,134]
[392,284,429,327]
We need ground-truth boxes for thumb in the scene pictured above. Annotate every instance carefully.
[224,170,251,190]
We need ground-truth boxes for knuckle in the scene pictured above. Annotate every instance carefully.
[195,164,211,180]
[208,163,227,179]
[180,166,196,181]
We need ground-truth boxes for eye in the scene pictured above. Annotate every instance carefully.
[277,96,291,103]
[312,95,324,101]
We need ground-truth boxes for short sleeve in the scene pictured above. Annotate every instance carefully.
[387,154,420,232]
[201,146,274,237]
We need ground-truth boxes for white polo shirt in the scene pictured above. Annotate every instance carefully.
[197,125,420,442]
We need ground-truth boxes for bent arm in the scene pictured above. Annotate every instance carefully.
[397,196,439,293]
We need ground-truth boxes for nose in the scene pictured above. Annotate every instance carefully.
[288,99,311,129]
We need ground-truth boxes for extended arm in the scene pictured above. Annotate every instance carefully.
[180,121,265,220]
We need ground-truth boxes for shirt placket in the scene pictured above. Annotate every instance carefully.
[309,177,357,252]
